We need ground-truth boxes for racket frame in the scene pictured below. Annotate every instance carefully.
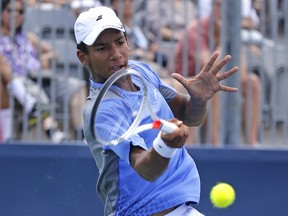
[90,67,176,146]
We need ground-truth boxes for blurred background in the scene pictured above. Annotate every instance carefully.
[1,0,288,147]
[0,0,288,215]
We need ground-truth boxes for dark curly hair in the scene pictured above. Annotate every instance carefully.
[77,42,88,53]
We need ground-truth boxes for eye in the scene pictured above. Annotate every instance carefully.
[95,46,106,52]
[116,40,125,46]
[91,42,106,52]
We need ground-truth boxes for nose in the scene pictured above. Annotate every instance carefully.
[109,45,122,61]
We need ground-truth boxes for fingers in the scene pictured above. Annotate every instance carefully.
[171,73,187,87]
[217,66,239,92]
[201,51,220,73]
[171,52,239,95]
[202,52,234,76]
[217,66,239,81]
[210,54,232,75]
[171,73,186,83]
[161,118,189,148]
[219,85,238,92]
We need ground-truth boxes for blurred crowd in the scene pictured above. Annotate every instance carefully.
[0,0,287,147]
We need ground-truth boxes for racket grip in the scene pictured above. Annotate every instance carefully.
[160,120,178,134]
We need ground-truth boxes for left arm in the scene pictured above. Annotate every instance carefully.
[168,91,207,126]
[27,32,57,69]
[168,52,239,126]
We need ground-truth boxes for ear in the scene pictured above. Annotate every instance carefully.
[77,50,89,65]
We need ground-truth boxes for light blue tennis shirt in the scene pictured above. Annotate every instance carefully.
[84,60,200,216]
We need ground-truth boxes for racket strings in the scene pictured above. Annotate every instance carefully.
[93,68,153,146]
[95,90,144,144]
[96,101,125,136]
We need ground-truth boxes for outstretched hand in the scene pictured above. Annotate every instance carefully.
[171,52,239,104]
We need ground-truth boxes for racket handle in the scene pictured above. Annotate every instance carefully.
[160,120,178,134]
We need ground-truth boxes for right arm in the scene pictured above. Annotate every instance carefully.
[129,119,189,182]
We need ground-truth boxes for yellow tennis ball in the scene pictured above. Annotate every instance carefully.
[210,182,236,208]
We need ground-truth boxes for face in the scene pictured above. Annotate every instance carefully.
[77,29,130,83]
[1,0,25,33]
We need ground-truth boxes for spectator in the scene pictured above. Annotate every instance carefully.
[0,55,12,142]
[70,0,102,17]
[27,0,71,9]
[198,0,215,18]
[241,0,264,50]
[0,0,87,141]
[198,0,265,47]
[0,53,66,142]
[110,0,168,72]
[146,0,197,42]
[174,0,262,145]
[241,0,260,29]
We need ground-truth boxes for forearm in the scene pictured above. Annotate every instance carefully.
[184,96,207,126]
[130,120,188,181]
[169,93,207,127]
[130,145,170,182]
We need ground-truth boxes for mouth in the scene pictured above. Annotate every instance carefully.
[110,65,126,73]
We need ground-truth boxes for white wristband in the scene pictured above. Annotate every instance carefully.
[153,133,177,158]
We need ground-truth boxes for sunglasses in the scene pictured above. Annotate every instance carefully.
[5,8,25,15]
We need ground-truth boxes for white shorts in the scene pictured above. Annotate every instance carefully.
[165,203,204,216]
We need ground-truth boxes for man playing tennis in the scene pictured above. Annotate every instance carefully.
[74,6,238,216]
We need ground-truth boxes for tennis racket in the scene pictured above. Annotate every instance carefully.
[90,67,177,146]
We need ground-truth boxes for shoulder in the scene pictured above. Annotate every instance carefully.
[128,60,154,71]
[128,60,160,76]
[129,60,161,84]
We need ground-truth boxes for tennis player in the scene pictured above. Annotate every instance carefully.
[74,6,238,216]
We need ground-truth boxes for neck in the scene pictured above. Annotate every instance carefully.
[117,75,138,92]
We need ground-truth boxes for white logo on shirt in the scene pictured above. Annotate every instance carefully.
[154,89,157,100]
